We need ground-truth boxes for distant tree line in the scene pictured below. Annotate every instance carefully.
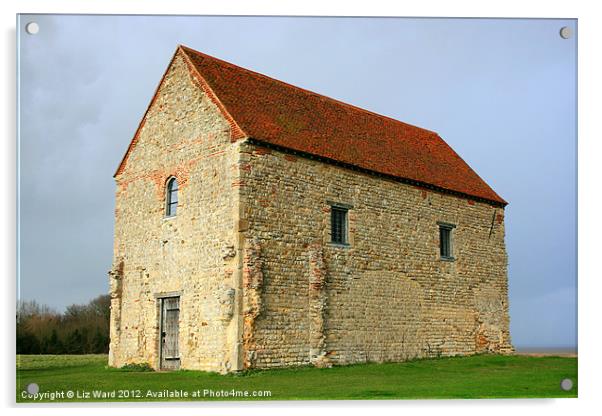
[17,295,110,354]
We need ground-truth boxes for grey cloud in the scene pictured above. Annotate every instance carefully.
[18,15,576,348]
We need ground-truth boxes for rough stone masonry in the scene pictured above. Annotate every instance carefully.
[108,45,513,373]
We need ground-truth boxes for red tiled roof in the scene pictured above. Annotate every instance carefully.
[118,45,506,206]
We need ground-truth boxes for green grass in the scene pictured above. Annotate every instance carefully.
[16,354,577,402]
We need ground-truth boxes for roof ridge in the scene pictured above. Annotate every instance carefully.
[178,46,247,141]
[178,45,438,138]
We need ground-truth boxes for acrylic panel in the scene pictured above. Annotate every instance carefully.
[17,14,577,402]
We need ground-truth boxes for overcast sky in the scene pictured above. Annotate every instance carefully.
[17,15,576,349]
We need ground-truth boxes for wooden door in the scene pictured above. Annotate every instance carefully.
[160,296,180,370]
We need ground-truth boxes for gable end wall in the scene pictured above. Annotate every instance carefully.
[109,52,243,373]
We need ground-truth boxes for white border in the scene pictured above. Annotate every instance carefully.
[3,1,599,415]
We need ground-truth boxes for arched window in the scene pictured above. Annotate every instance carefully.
[165,177,178,217]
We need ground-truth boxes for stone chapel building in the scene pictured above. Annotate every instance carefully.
[108,45,513,372]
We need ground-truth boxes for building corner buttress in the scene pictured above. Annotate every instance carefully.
[309,243,331,368]
[108,260,124,367]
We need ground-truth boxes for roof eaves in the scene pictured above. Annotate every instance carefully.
[431,133,507,205]
[246,137,508,207]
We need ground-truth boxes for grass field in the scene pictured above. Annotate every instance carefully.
[16,354,577,402]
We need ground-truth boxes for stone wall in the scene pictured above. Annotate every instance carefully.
[109,50,242,373]
[238,141,513,369]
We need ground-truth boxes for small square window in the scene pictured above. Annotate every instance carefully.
[331,206,348,245]
[438,222,455,260]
